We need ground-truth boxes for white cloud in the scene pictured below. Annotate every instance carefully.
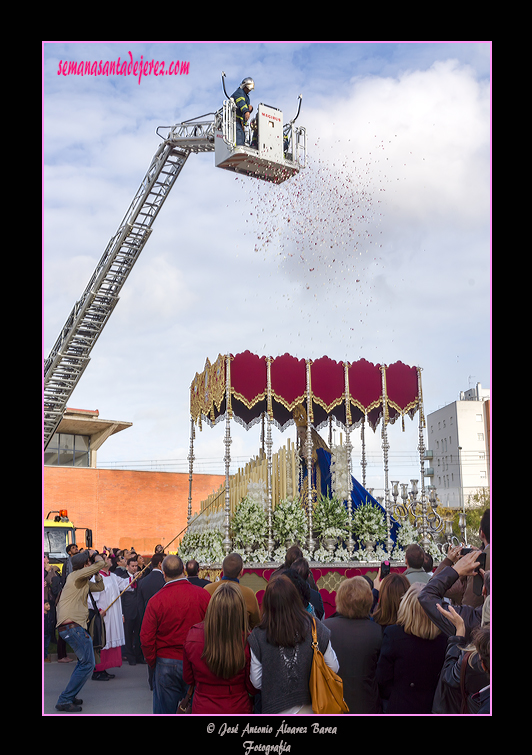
[307,59,490,227]
[116,253,198,328]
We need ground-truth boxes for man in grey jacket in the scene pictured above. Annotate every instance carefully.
[404,544,431,584]
[55,550,104,712]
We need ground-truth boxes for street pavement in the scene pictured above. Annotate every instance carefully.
[43,654,153,715]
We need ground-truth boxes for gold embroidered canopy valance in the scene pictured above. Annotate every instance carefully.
[190,351,422,432]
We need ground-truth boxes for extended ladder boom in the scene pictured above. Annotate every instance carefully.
[43,122,214,449]
[44,103,306,449]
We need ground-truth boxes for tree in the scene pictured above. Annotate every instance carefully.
[453,487,490,546]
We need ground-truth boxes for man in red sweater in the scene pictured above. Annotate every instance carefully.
[140,554,210,714]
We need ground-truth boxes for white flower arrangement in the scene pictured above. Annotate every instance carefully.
[272,544,313,563]
[391,519,419,556]
[188,507,225,535]
[390,520,441,561]
[313,494,349,540]
[272,498,308,545]
[177,528,224,564]
[320,526,349,539]
[312,546,339,563]
[351,501,388,545]
[231,494,268,551]
[352,544,389,562]
[242,547,271,565]
[178,486,419,565]
[311,543,353,563]
[396,519,419,547]
[333,545,353,562]
[246,479,268,510]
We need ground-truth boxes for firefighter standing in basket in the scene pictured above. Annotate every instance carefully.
[231,77,254,146]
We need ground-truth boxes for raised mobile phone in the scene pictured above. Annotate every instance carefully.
[460,550,487,596]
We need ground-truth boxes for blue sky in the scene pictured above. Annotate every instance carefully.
[43,41,491,492]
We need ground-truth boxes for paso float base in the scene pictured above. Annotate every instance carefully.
[199,563,407,620]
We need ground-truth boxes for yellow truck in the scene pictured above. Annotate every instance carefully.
[44,509,93,575]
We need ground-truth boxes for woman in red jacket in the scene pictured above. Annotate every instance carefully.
[183,581,258,714]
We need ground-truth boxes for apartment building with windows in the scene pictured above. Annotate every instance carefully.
[426,383,490,509]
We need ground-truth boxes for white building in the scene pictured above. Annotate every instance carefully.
[425,383,490,509]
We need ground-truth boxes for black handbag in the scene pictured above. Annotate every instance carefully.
[88,592,106,651]
[177,685,194,714]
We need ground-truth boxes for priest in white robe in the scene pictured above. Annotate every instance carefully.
[89,554,132,680]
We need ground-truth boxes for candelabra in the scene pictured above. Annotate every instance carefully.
[390,479,446,549]
[458,511,468,543]
[444,519,454,540]
[425,485,445,539]
[390,481,408,523]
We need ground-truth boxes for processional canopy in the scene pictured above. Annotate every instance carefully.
[190,351,422,432]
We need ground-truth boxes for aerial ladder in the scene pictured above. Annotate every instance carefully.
[43,76,307,450]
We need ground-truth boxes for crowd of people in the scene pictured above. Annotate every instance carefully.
[44,509,490,716]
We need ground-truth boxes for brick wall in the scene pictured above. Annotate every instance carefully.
[43,467,225,555]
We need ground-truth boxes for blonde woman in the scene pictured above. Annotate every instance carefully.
[375,582,448,713]
[183,581,257,713]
